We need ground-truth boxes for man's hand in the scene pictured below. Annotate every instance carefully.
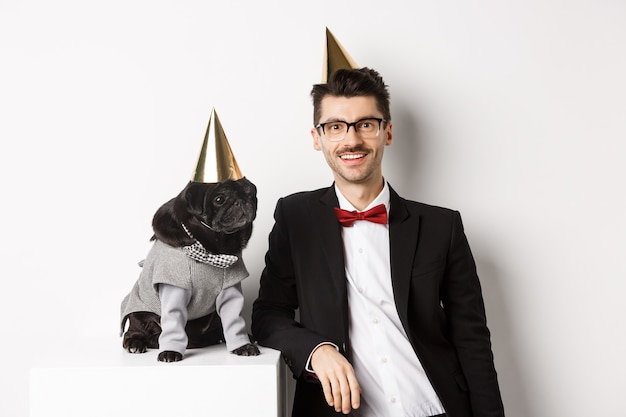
[310,344,361,414]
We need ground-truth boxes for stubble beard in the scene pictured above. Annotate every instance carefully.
[328,146,382,185]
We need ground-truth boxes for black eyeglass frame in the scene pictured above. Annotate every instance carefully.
[315,117,387,138]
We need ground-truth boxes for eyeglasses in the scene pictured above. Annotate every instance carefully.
[315,117,387,142]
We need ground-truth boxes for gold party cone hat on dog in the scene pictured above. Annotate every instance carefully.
[322,27,359,83]
[191,108,243,183]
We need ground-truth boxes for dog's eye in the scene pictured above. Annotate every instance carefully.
[214,195,225,205]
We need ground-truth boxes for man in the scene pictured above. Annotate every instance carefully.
[252,68,505,417]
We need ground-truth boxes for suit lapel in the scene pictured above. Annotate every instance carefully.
[309,186,348,301]
[388,186,419,327]
[306,186,350,349]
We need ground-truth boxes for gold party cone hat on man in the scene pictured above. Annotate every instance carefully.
[322,27,359,83]
[191,108,243,183]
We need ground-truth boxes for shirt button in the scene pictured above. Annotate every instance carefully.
[372,318,379,324]
[358,248,363,254]
[357,287,364,293]
[390,397,397,404]
[381,357,388,363]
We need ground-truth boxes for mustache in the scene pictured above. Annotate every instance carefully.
[337,146,369,154]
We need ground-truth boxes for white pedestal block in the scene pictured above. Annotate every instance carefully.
[30,339,287,417]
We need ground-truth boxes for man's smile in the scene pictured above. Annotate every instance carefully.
[339,152,367,161]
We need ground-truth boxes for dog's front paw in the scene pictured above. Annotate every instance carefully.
[158,351,183,362]
[231,343,260,356]
[124,338,148,354]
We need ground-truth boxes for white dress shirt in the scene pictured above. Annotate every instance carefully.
[335,182,445,417]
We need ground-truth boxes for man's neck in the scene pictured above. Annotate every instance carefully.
[335,177,385,211]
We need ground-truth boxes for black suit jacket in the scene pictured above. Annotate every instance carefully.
[252,185,504,417]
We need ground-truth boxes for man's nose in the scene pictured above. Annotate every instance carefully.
[342,125,363,144]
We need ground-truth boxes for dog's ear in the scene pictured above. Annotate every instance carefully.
[184,182,209,216]
[239,177,257,201]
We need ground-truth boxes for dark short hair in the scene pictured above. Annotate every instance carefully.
[310,67,391,126]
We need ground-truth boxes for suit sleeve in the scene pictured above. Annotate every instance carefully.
[443,211,505,416]
[252,198,332,378]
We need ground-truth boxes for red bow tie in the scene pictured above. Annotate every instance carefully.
[334,204,388,227]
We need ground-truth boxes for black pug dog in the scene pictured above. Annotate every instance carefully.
[120,177,260,362]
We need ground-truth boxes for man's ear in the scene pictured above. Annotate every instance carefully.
[311,127,323,151]
[384,122,393,146]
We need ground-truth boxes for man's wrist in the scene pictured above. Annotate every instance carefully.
[305,342,339,373]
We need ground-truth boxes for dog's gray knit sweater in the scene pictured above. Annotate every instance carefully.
[120,239,252,353]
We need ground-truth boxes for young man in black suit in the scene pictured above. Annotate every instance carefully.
[252,67,505,417]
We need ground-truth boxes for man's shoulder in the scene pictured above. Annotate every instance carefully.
[271,187,335,223]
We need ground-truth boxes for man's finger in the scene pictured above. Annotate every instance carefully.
[331,375,345,412]
[347,372,361,410]
[319,374,335,407]
[339,378,352,414]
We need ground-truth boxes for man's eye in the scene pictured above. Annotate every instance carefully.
[328,123,343,131]
[358,119,378,129]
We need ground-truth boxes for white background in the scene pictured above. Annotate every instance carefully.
[1,1,625,416]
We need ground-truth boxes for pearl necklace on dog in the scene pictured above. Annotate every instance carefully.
[181,223,239,268]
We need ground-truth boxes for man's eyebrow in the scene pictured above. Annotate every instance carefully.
[320,116,379,123]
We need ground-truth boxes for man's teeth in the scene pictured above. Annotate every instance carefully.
[340,154,365,160]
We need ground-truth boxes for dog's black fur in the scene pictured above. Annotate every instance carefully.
[122,177,260,362]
